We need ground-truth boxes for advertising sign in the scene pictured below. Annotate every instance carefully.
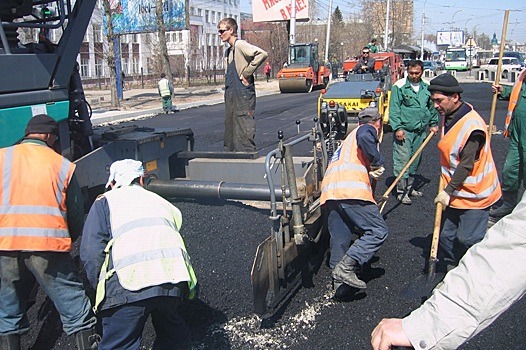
[104,0,186,35]
[436,30,464,47]
[252,0,309,23]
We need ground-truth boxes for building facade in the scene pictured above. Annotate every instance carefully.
[74,0,240,81]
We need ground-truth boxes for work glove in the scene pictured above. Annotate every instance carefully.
[369,166,385,180]
[434,190,450,210]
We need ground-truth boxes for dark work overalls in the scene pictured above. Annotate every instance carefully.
[224,41,257,152]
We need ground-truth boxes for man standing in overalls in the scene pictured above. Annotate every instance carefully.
[218,18,268,152]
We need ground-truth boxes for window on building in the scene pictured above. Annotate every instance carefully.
[122,58,129,75]
[197,8,202,16]
[80,58,89,78]
[93,24,102,42]
[205,10,209,23]
[190,6,195,15]
[147,57,153,73]
[132,58,139,74]
[212,11,216,23]
[178,32,183,42]
[94,57,103,77]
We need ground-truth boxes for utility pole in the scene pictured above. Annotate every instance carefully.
[324,0,333,63]
[420,1,427,60]
[383,0,390,50]
[289,0,296,44]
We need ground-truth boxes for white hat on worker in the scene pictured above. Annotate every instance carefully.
[105,159,145,189]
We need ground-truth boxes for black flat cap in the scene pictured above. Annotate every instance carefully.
[24,114,59,136]
[358,107,381,121]
[428,73,463,93]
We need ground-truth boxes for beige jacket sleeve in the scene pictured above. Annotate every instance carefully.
[232,39,268,79]
[402,192,526,349]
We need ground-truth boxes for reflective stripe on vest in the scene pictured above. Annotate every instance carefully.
[321,126,375,204]
[438,110,501,209]
[503,69,526,137]
[0,143,73,251]
[93,185,197,312]
[158,78,171,97]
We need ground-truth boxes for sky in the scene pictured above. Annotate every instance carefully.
[240,0,526,44]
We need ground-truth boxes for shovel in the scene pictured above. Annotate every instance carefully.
[378,131,435,213]
[402,177,446,299]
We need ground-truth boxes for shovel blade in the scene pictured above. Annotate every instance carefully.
[401,272,446,300]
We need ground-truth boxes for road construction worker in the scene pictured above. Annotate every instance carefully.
[490,71,526,220]
[429,74,501,271]
[158,72,174,113]
[352,47,376,74]
[80,159,197,350]
[218,17,268,152]
[0,114,99,349]
[321,107,389,297]
[389,59,439,204]
[372,191,526,350]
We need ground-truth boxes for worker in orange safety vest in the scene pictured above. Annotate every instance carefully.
[0,114,99,350]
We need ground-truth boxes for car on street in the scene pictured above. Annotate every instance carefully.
[423,60,439,76]
[479,57,522,79]
[493,51,526,68]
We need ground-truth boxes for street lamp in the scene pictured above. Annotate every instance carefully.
[340,42,344,64]
[465,17,473,39]
[450,9,463,31]
[420,0,428,60]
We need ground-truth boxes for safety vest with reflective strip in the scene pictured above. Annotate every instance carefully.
[94,185,197,312]
[503,69,526,137]
[158,78,171,97]
[321,126,375,205]
[0,142,74,252]
[438,109,501,209]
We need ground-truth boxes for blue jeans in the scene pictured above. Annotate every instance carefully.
[0,252,96,335]
[99,296,191,350]
[438,207,490,265]
[327,200,389,268]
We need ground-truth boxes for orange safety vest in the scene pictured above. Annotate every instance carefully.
[321,126,375,205]
[503,69,526,138]
[0,142,75,251]
[438,109,501,209]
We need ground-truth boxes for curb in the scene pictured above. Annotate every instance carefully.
[91,90,278,126]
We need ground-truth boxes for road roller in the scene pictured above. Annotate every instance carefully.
[277,43,331,93]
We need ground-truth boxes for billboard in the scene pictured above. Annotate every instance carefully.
[436,30,464,47]
[104,0,186,35]
[252,0,309,23]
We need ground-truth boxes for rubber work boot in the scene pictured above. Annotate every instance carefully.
[407,176,423,197]
[332,255,367,289]
[75,327,100,350]
[396,179,412,205]
[490,191,518,219]
[0,334,20,350]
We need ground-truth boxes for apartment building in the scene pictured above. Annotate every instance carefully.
[77,0,240,80]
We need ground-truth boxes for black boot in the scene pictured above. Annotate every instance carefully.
[75,327,100,350]
[490,191,518,219]
[332,255,367,289]
[0,334,20,350]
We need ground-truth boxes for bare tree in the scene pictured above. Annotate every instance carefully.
[156,0,173,81]
[101,0,119,108]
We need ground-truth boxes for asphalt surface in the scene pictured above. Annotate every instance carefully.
[21,77,526,349]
